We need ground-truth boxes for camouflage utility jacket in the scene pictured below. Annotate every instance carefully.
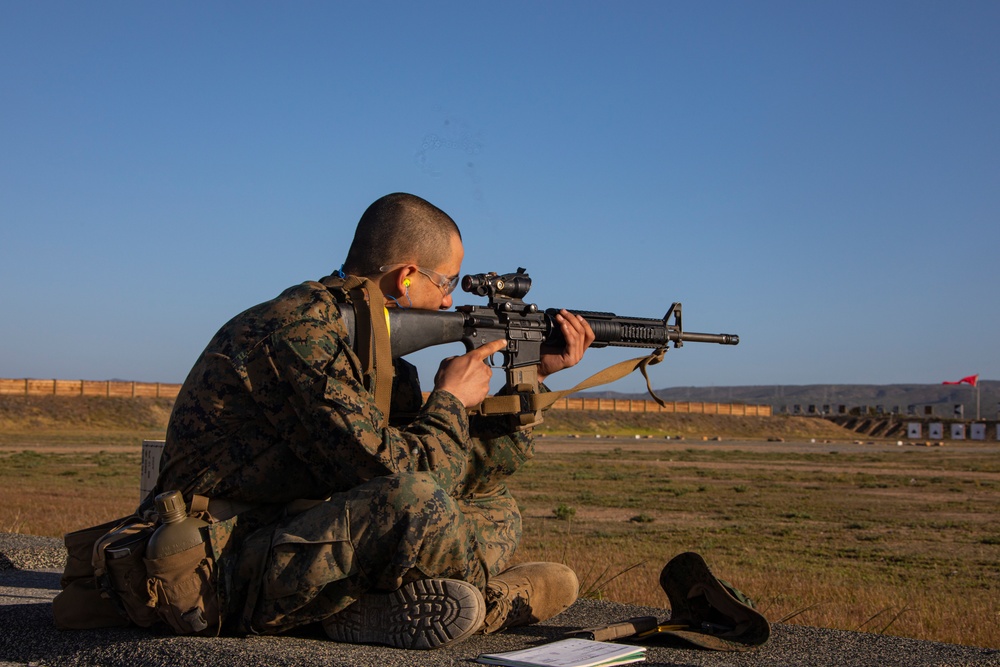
[156,275,533,505]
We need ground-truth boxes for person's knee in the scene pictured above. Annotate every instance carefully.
[370,472,456,519]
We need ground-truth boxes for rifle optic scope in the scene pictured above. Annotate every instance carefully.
[462,270,532,300]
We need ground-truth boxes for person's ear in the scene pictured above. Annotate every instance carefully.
[395,265,418,295]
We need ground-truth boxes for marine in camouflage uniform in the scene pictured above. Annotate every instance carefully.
[155,275,533,634]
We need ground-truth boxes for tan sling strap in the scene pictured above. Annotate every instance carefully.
[337,275,394,425]
[473,347,669,428]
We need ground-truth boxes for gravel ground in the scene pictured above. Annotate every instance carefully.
[1,533,997,667]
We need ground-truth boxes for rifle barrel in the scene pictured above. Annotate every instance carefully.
[679,331,739,345]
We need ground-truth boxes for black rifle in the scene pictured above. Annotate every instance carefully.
[340,268,738,427]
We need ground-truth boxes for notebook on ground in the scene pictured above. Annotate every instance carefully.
[477,638,646,667]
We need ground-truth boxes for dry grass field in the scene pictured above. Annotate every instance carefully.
[511,438,1000,650]
[1,396,998,648]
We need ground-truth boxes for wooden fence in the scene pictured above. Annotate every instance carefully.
[0,378,182,399]
[0,378,771,416]
[547,396,771,416]
[416,393,771,416]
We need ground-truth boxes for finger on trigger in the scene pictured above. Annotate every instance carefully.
[478,338,507,358]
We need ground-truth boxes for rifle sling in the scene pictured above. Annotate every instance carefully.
[339,276,394,427]
[475,347,668,418]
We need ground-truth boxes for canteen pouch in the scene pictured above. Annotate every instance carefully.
[144,539,220,636]
[52,517,134,630]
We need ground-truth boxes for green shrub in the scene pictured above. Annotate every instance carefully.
[553,503,577,521]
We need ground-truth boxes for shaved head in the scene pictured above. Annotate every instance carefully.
[342,193,462,277]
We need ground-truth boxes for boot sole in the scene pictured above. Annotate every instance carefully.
[323,578,485,650]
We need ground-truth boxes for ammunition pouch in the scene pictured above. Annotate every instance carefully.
[52,516,136,630]
[93,516,160,628]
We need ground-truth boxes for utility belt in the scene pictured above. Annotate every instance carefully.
[53,493,247,636]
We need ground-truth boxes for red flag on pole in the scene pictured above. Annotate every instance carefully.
[942,374,978,387]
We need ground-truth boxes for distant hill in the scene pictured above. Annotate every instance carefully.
[580,380,999,420]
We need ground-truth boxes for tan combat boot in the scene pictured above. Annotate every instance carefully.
[480,562,579,634]
[323,578,486,650]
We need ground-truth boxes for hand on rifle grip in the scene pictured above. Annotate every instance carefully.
[434,338,508,408]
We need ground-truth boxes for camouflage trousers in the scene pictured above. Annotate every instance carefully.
[233,471,521,634]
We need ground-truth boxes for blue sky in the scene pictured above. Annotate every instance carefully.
[1,1,997,393]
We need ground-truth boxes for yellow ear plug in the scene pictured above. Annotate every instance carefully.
[403,279,410,287]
